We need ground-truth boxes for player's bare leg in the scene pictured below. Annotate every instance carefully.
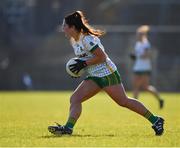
[133,75,142,99]
[104,84,148,116]
[69,80,101,119]
[142,75,164,109]
[103,83,164,135]
[48,80,101,135]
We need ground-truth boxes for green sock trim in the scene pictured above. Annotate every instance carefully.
[144,110,158,124]
[65,117,77,129]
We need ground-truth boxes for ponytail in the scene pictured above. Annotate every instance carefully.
[65,11,105,37]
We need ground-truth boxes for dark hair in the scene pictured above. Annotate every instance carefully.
[65,11,105,37]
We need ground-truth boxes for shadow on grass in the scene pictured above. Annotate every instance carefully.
[41,134,117,138]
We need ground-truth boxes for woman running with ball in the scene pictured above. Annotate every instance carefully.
[48,11,164,136]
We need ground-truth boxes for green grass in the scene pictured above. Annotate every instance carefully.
[0,91,180,147]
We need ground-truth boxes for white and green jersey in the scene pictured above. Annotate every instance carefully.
[133,39,152,72]
[71,34,117,77]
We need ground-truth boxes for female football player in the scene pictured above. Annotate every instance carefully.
[131,25,164,109]
[48,11,164,136]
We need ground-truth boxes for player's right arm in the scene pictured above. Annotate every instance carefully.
[82,35,107,66]
[86,47,106,66]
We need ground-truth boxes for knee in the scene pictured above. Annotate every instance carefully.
[70,94,81,105]
[118,96,129,107]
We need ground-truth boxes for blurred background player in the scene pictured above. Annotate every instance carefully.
[48,11,164,136]
[130,25,164,109]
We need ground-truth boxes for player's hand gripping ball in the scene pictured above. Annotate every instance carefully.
[66,57,87,78]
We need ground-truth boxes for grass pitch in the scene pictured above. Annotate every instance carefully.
[0,91,180,147]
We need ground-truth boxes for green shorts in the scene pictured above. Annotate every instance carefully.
[85,70,122,88]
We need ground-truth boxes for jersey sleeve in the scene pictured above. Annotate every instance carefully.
[82,35,99,52]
